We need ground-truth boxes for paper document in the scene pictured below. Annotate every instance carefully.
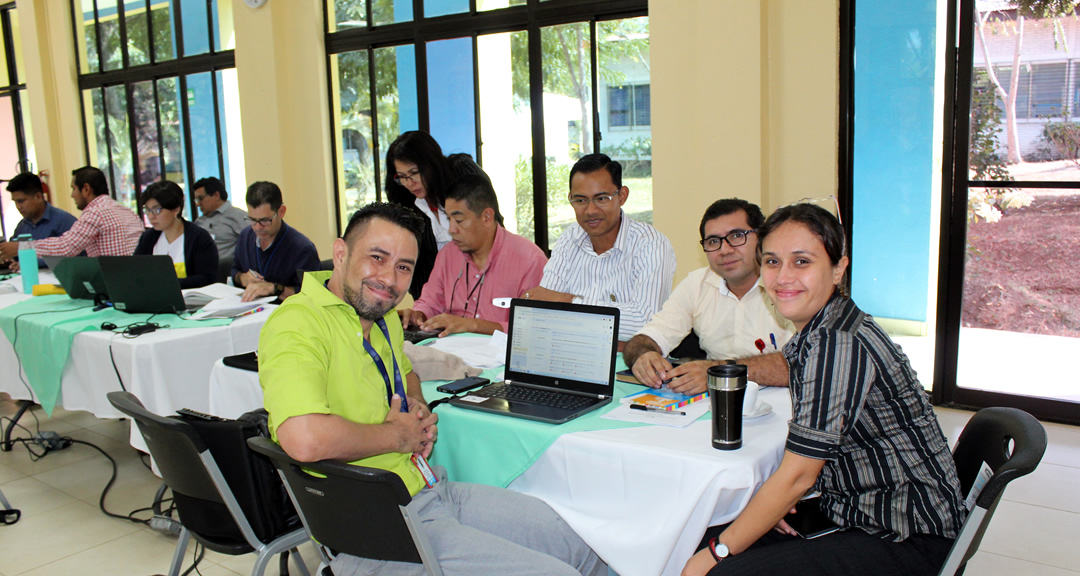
[426,332,507,369]
[187,290,277,319]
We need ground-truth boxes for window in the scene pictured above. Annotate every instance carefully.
[325,0,650,250]
[71,0,243,215]
[0,3,34,239]
[608,84,649,127]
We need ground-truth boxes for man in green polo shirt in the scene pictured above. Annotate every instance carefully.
[259,202,605,576]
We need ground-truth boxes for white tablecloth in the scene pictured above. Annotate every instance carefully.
[205,360,791,576]
[0,274,273,452]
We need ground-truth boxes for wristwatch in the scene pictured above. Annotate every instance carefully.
[708,536,730,561]
[571,296,584,305]
[273,283,284,296]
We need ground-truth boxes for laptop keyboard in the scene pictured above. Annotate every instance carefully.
[478,383,592,410]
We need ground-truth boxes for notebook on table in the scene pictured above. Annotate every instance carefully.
[448,298,619,424]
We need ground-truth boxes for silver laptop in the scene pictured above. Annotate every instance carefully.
[448,298,619,424]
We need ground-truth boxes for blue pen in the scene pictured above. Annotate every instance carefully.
[769,333,777,350]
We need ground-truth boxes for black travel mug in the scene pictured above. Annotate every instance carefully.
[707,364,747,450]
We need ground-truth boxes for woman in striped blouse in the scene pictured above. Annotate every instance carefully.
[683,203,966,576]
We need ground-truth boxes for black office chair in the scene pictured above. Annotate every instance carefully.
[247,436,443,576]
[938,407,1047,575]
[669,331,707,361]
[0,486,18,525]
[217,256,235,284]
[107,392,312,576]
[319,259,334,271]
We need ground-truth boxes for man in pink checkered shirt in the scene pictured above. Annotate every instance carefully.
[0,166,143,261]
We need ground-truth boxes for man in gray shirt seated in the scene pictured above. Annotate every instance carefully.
[193,177,247,261]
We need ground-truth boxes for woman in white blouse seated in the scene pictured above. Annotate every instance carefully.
[134,180,218,289]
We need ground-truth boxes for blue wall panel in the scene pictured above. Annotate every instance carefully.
[851,0,938,322]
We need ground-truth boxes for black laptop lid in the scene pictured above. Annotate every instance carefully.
[98,255,185,314]
[503,298,619,396]
[53,257,108,300]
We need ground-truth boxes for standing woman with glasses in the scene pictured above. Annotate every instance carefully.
[385,131,458,299]
[682,203,965,576]
[134,180,219,289]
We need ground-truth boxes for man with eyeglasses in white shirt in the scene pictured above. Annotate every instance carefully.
[624,199,795,395]
[523,153,676,349]
[193,176,248,261]
[231,181,320,302]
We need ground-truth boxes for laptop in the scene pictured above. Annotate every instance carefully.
[53,257,110,301]
[448,298,619,424]
[97,255,207,314]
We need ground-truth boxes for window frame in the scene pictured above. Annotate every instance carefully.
[69,0,236,217]
[324,0,648,251]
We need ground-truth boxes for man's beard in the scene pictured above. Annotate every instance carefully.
[343,278,401,321]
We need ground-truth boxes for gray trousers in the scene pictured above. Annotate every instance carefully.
[331,467,606,576]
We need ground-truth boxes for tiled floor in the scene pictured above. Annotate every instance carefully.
[1,395,1078,575]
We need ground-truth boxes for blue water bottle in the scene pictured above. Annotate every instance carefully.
[16,234,38,294]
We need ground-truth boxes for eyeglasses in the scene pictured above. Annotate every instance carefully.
[193,194,207,204]
[144,205,165,215]
[393,169,422,185]
[244,213,277,227]
[700,230,755,252]
[568,193,617,209]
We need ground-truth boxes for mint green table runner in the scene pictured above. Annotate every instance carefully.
[426,356,660,488]
[0,295,232,415]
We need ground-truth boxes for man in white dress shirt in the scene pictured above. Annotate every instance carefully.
[624,199,795,394]
[523,154,676,348]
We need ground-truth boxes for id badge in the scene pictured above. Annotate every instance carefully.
[411,453,439,488]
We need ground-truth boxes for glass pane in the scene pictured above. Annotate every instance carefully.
[598,16,651,226]
[131,80,161,196]
[85,88,109,171]
[216,0,234,51]
[78,0,100,74]
[425,0,468,18]
[477,0,526,12]
[373,0,412,26]
[0,95,20,237]
[151,0,176,62]
[960,7,1080,404]
[373,43,418,190]
[104,84,136,207]
[541,22,592,246]
[426,37,475,156]
[19,89,36,173]
[478,30,531,239]
[0,15,8,86]
[180,0,210,57]
[329,0,367,32]
[8,7,21,85]
[99,1,123,72]
[186,72,221,190]
[156,77,186,185]
[126,0,150,66]
[216,69,245,208]
[332,50,376,228]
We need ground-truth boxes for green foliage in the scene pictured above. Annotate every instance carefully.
[968,68,1030,225]
[514,156,572,243]
[602,136,652,177]
[1039,115,1080,162]
[1013,0,1079,19]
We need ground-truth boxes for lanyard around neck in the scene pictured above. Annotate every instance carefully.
[362,317,409,412]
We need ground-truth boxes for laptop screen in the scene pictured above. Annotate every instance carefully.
[505,299,618,393]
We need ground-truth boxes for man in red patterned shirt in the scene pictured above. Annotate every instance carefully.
[0,167,144,260]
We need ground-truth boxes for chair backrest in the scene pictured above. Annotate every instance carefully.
[107,391,273,549]
[107,391,222,503]
[939,406,1047,575]
[217,255,234,284]
[246,436,426,565]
